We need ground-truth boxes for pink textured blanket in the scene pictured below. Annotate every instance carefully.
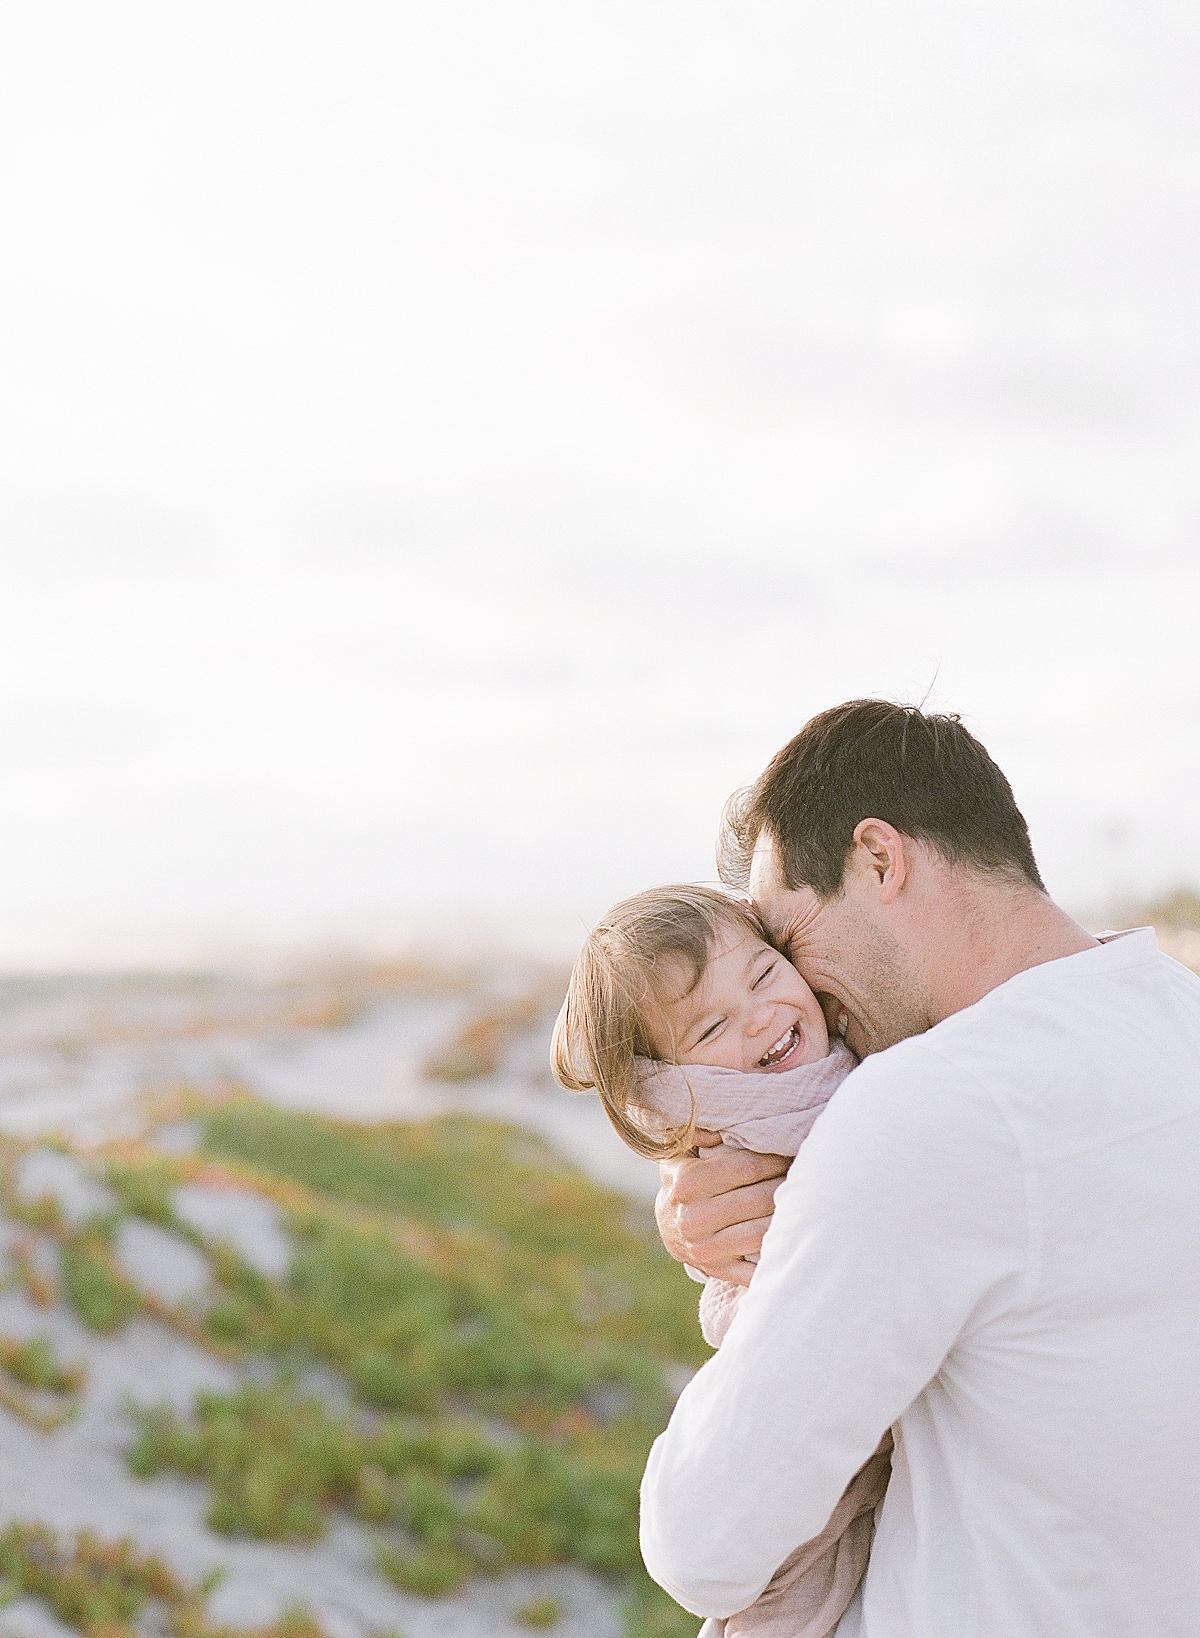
[636,1036,857,1159]
[637,1038,856,1347]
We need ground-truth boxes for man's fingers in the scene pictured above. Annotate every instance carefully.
[675,1175,783,1248]
[663,1146,788,1206]
[655,1170,786,1273]
[655,1145,790,1272]
[689,1217,775,1286]
[667,1212,772,1284]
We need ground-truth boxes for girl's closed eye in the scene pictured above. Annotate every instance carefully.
[696,1018,725,1045]
[752,961,777,989]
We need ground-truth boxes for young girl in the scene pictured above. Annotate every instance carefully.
[551,884,891,1638]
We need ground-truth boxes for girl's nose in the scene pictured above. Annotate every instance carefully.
[748,1003,777,1038]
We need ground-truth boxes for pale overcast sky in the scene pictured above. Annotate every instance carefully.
[0,2,1198,966]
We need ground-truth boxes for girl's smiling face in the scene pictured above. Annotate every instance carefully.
[652,924,830,1072]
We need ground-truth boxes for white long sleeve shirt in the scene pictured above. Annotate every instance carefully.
[640,929,1200,1637]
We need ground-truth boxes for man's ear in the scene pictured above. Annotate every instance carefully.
[850,818,908,905]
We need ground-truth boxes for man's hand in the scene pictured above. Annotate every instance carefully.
[655,1133,790,1285]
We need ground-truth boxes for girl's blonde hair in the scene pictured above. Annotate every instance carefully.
[550,884,764,1160]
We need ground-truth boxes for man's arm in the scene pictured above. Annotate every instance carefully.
[640,1042,1027,1618]
[656,1133,790,1286]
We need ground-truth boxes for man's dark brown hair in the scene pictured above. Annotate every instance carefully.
[719,699,1045,899]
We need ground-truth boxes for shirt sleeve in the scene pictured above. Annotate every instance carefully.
[639,1037,1029,1618]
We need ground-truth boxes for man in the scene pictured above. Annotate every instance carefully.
[641,700,1200,1636]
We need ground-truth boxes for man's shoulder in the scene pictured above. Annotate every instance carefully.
[788,1034,1025,1231]
[810,1032,1017,1169]
[847,939,1200,1168]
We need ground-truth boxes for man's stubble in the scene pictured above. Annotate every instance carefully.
[799,902,933,1060]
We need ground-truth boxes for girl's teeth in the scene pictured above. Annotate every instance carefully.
[760,1026,797,1065]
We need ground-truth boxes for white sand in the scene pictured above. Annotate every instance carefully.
[0,1167,625,1638]
[0,974,657,1637]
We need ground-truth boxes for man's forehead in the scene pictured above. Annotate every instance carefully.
[748,835,825,945]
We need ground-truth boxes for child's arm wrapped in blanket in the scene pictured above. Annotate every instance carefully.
[696,1278,892,1638]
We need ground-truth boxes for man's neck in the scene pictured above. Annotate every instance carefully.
[924,877,1101,1026]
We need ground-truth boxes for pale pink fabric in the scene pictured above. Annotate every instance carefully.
[638,1038,890,1638]
[636,1038,857,1347]
[636,1037,857,1160]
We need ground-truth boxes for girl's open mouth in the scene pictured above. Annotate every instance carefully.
[758,1023,801,1069]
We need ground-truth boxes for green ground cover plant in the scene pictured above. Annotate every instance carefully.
[199,1104,703,1373]
[128,1382,366,1542]
[0,1520,182,1637]
[0,1520,328,1638]
[0,1333,87,1431]
[0,1162,145,1337]
[114,1100,705,1637]
[60,1230,141,1334]
[0,1101,700,1634]
[0,1334,85,1395]
[106,1159,180,1227]
[131,1375,655,1596]
[515,1594,561,1628]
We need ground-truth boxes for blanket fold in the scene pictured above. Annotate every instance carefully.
[699,1434,893,1638]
